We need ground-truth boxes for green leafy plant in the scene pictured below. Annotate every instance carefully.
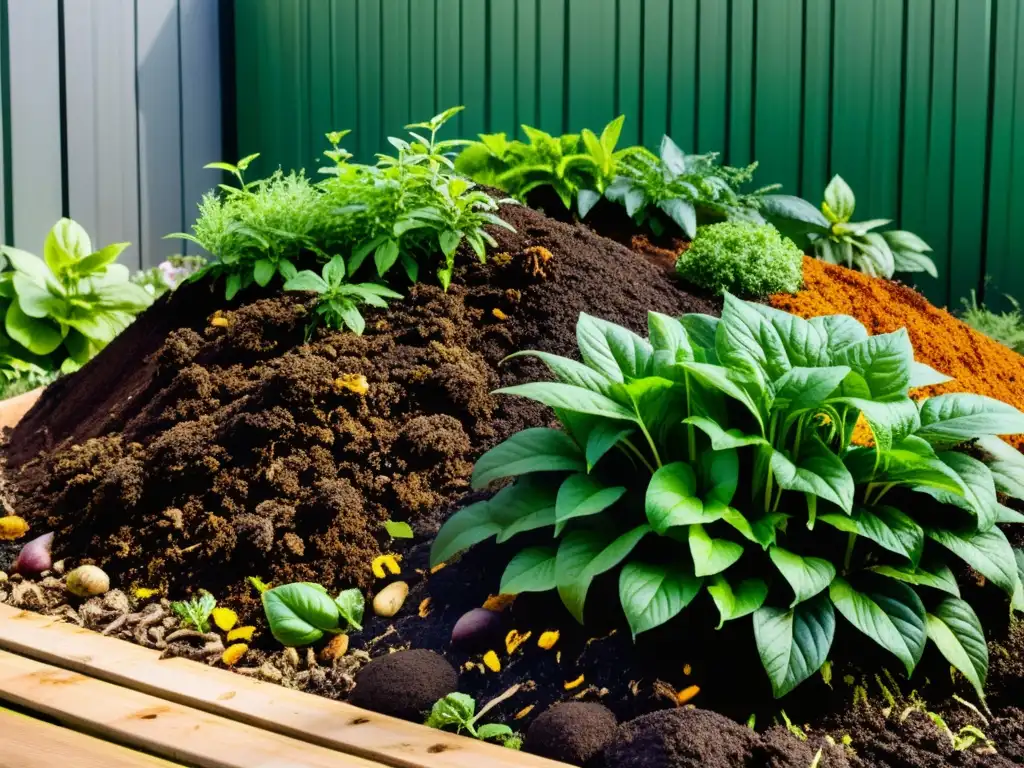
[455,115,644,217]
[675,221,803,298]
[432,294,1024,700]
[283,255,402,336]
[0,218,153,372]
[798,175,936,279]
[261,582,364,646]
[959,290,1024,354]
[171,592,217,632]
[424,692,519,748]
[604,136,795,239]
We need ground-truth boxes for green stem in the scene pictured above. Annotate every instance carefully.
[764,466,774,515]
[621,438,657,475]
[793,417,805,460]
[843,532,857,573]
[637,420,664,469]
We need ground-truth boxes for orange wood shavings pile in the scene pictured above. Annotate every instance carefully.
[771,257,1024,448]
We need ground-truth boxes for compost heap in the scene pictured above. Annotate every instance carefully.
[2,201,716,606]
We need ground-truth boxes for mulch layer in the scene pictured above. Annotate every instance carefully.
[4,202,1024,767]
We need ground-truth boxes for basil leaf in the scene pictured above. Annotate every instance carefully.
[262,583,340,647]
[869,561,960,597]
[754,593,835,698]
[334,588,365,631]
[619,559,702,638]
[770,437,855,513]
[645,462,705,533]
[831,328,912,399]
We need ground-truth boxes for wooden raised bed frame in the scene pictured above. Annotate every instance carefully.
[0,389,565,767]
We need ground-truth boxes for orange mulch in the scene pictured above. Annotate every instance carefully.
[770,257,1024,448]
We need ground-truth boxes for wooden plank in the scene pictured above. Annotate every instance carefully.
[754,0,802,195]
[616,0,641,145]
[489,0,516,135]
[0,387,42,430]
[0,708,180,768]
[800,0,832,197]
[949,0,993,305]
[696,0,727,154]
[644,0,672,149]
[0,651,380,768]
[566,0,614,133]
[536,0,565,134]
[515,0,538,132]
[435,0,462,136]
[0,606,564,768]
[137,0,184,268]
[460,0,486,137]
[727,0,755,167]
[179,0,223,252]
[7,0,64,251]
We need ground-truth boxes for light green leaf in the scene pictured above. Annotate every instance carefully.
[504,350,619,399]
[384,521,414,539]
[500,547,558,594]
[927,526,1018,596]
[832,329,912,399]
[471,427,585,489]
[689,524,744,577]
[707,575,768,628]
[682,362,764,431]
[820,505,924,565]
[909,361,952,388]
[975,435,1024,500]
[555,473,626,534]
[645,462,705,533]
[772,366,851,411]
[683,416,768,450]
[721,507,786,549]
[5,302,63,355]
[770,437,854,513]
[494,382,637,421]
[916,394,1024,449]
[618,560,702,638]
[715,292,790,386]
[576,313,653,382]
[926,452,1000,531]
[584,422,634,470]
[869,561,961,597]
[925,598,988,701]
[754,594,835,698]
[829,576,926,675]
[769,547,836,607]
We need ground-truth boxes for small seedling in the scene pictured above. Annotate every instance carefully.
[171,592,217,632]
[425,686,521,749]
[384,520,414,539]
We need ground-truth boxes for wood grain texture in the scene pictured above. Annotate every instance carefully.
[0,650,381,768]
[0,605,565,768]
[0,708,179,768]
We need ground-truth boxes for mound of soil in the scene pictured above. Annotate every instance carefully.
[3,201,716,607]
[772,257,1024,446]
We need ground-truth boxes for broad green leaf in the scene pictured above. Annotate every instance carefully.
[494,382,637,422]
[843,437,965,494]
[916,394,1024,449]
[44,217,92,272]
[832,329,912,399]
[576,313,653,382]
[925,598,988,701]
[769,547,836,607]
[622,376,687,449]
[471,427,585,489]
[284,271,329,293]
[262,583,340,647]
[832,397,920,455]
[870,561,960,597]
[824,175,856,221]
[682,362,764,431]
[829,576,926,675]
[700,448,739,505]
[680,313,719,352]
[11,274,62,319]
[927,526,1018,596]
[5,302,63,355]
[909,361,952,388]
[555,473,626,534]
[504,350,619,399]
[975,435,1024,500]
[754,594,835,698]
[707,575,768,628]
[683,416,768,450]
[495,482,558,544]
[927,452,999,531]
[3,246,54,285]
[808,314,868,357]
[500,546,558,594]
[647,311,693,360]
[772,366,850,412]
[646,462,706,533]
[253,258,275,287]
[584,422,634,470]
[1013,549,1024,612]
[997,504,1024,524]
[374,238,400,274]
[689,524,744,577]
[715,292,790,386]
[820,505,924,565]
[555,525,650,623]
[618,559,702,638]
[658,198,697,239]
[770,437,855,513]
[748,303,830,368]
[721,507,786,549]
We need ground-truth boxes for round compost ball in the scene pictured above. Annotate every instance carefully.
[523,702,617,766]
[602,708,760,768]
[349,649,457,721]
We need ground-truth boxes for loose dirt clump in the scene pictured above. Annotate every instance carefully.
[523,701,618,765]
[3,200,715,610]
[349,649,458,721]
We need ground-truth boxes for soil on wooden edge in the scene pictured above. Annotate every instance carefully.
[3,201,1024,768]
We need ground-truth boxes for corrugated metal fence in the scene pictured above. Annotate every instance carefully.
[232,0,1024,311]
[0,0,224,270]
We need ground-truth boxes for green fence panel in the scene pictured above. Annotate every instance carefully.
[234,0,1024,311]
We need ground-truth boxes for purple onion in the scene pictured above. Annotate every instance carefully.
[451,607,502,650]
[13,532,54,576]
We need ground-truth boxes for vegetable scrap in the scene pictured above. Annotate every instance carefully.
[514,705,535,720]
[222,643,248,666]
[481,593,516,612]
[564,674,585,691]
[334,373,369,395]
[537,630,560,650]
[483,651,501,672]
[418,597,432,618]
[677,685,700,705]
[226,626,256,643]
[212,607,239,632]
[505,630,531,655]
[0,516,28,540]
[371,554,402,579]
[133,587,160,599]
[491,308,508,321]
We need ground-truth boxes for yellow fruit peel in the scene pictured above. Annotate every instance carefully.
[227,626,256,643]
[0,516,29,541]
[505,629,531,655]
[482,650,501,673]
[371,554,402,579]
[222,643,248,666]
[537,630,560,650]
[212,607,238,632]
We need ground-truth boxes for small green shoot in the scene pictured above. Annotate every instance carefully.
[384,520,414,539]
[335,588,365,632]
[171,592,217,632]
[248,576,271,594]
[424,686,521,748]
